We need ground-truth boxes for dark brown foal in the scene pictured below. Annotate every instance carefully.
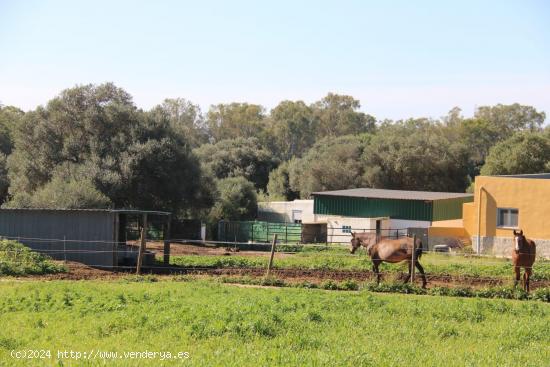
[511,229,536,292]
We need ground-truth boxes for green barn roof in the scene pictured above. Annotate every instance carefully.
[312,188,472,201]
[312,188,473,221]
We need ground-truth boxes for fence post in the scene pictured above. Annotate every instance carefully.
[136,215,148,274]
[235,222,239,245]
[411,234,416,284]
[63,236,67,264]
[163,215,171,265]
[265,234,278,278]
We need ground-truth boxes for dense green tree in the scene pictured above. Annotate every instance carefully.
[480,132,550,176]
[149,98,208,148]
[206,103,266,142]
[441,105,547,179]
[289,135,371,198]
[112,138,208,213]
[362,120,470,192]
[7,83,138,195]
[267,101,316,160]
[312,93,376,139]
[266,160,299,201]
[5,83,212,214]
[0,105,24,155]
[0,153,8,204]
[5,175,112,209]
[209,177,257,221]
[193,137,278,191]
[474,103,545,134]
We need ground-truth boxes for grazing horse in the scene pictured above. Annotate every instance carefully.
[350,232,427,288]
[511,229,536,292]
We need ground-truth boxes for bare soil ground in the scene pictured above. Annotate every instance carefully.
[12,243,549,290]
[132,241,294,258]
[23,261,550,290]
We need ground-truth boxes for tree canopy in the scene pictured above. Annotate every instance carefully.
[193,137,278,191]
[480,132,550,176]
[362,119,470,192]
[288,135,371,198]
[5,83,212,215]
[0,83,546,225]
[208,176,257,222]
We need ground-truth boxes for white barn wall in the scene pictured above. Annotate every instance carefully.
[258,200,432,244]
[257,200,314,223]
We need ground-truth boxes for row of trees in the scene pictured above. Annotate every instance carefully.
[0,83,548,224]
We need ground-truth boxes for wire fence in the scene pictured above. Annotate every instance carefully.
[0,252,541,282]
[1,231,543,279]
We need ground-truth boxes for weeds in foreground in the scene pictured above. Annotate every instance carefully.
[217,275,550,302]
[0,240,66,276]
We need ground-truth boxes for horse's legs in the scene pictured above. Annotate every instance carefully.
[524,267,532,293]
[372,258,381,285]
[415,261,427,289]
[403,260,413,284]
[513,266,521,288]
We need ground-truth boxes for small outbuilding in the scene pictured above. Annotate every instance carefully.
[258,188,473,245]
[463,173,550,257]
[313,188,473,243]
[0,208,171,268]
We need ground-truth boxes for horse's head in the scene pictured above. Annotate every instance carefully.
[350,232,377,254]
[513,229,525,251]
[350,233,361,254]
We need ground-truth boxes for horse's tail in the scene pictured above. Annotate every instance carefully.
[415,240,423,260]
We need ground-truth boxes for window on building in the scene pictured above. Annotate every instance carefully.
[292,210,302,224]
[497,208,518,228]
[342,225,352,233]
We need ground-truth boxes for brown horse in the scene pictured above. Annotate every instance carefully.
[512,229,536,292]
[350,232,427,288]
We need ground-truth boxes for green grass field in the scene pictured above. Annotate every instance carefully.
[0,279,549,366]
[168,246,550,281]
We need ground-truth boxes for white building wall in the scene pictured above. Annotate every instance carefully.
[258,200,432,243]
[258,200,314,223]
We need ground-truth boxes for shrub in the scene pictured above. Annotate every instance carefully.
[531,287,550,302]
[476,286,529,300]
[340,279,359,291]
[364,282,427,295]
[296,281,318,289]
[261,277,287,287]
[320,280,339,290]
[448,287,475,298]
[0,240,66,276]
[122,275,158,283]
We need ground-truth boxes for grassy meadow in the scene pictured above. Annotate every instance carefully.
[0,279,549,366]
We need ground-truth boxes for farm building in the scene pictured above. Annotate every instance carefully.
[0,208,172,268]
[258,188,473,246]
[462,173,550,258]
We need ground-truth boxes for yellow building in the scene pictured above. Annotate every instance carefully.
[463,173,550,258]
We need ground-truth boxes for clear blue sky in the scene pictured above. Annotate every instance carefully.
[1,0,549,120]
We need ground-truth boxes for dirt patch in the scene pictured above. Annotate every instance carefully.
[11,259,550,290]
[141,241,295,258]
[35,262,130,280]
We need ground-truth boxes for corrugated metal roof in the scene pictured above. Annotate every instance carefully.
[312,188,472,201]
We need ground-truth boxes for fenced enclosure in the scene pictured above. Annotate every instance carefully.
[216,220,433,249]
[217,220,302,244]
[0,208,171,268]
